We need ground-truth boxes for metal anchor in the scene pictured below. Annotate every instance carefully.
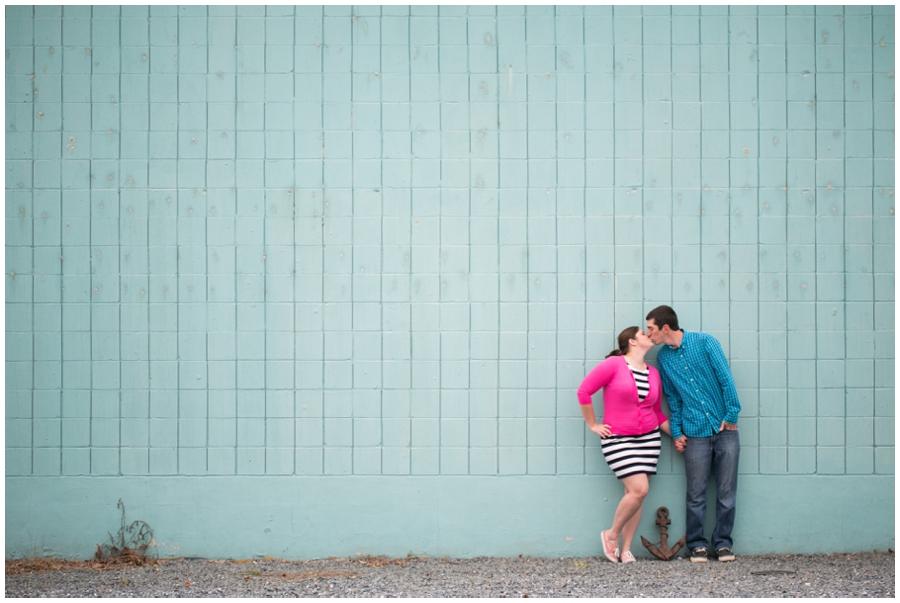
[641,506,686,560]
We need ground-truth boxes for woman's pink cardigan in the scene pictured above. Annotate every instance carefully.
[577,355,668,436]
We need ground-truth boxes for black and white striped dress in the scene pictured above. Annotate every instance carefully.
[600,363,662,479]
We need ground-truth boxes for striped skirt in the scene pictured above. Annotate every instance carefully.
[600,429,662,479]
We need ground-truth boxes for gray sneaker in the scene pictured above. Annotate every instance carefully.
[690,547,708,563]
[716,547,735,562]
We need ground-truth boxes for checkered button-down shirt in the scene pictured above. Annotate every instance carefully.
[656,331,741,439]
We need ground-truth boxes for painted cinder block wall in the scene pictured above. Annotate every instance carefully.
[5,5,894,559]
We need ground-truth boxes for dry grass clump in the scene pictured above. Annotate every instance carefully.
[354,555,411,568]
[6,551,160,576]
[6,558,92,575]
[93,546,158,569]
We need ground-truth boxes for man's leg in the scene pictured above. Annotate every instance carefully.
[683,435,713,551]
[711,428,740,551]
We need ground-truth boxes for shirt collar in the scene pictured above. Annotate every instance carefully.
[667,330,687,351]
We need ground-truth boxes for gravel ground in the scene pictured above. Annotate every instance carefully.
[6,552,894,598]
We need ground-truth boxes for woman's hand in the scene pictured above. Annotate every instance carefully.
[590,423,612,438]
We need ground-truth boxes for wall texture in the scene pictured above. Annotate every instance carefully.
[5,5,895,559]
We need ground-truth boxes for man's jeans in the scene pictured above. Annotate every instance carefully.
[683,428,740,551]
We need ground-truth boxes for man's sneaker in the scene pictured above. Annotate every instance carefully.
[690,547,708,563]
[716,547,735,562]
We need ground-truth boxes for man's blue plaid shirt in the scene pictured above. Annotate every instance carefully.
[656,331,741,439]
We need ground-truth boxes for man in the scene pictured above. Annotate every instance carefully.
[645,305,740,564]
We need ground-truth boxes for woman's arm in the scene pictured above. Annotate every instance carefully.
[576,358,615,405]
[658,419,671,436]
[580,403,611,438]
[577,358,620,438]
[649,368,670,431]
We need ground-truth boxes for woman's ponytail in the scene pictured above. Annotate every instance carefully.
[604,326,640,359]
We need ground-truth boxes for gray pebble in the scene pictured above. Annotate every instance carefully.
[6,552,894,598]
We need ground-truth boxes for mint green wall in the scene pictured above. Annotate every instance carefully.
[6,5,894,559]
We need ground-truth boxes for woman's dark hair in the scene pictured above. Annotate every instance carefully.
[646,305,679,332]
[606,326,640,358]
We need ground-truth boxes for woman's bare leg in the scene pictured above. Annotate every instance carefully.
[620,497,644,554]
[607,474,650,549]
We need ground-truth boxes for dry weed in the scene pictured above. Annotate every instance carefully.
[7,553,162,576]
[354,555,410,568]
[262,569,359,581]
[6,558,93,575]
[93,546,158,569]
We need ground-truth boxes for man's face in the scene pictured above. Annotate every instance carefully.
[646,319,664,345]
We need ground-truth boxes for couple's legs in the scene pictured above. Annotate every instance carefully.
[684,430,740,551]
[606,473,649,554]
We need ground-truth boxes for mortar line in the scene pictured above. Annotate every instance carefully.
[26,1,36,474]
[319,6,326,476]
[612,6,617,375]
[519,6,528,473]
[146,7,156,475]
[755,8,762,442]
[581,7,587,475]
[551,5,559,476]
[198,6,211,477]
[174,7,185,477]
[290,4,298,477]
[377,5,384,475]
[870,6,875,317]
[670,7,675,314]
[811,7,818,473]
[232,7,239,476]
[839,4,848,461]
[696,7,702,333]
[868,4,875,463]
[465,5,471,475]
[437,5,443,471]
[117,5,124,477]
[87,4,94,475]
[406,6,413,475]
[57,6,66,476]
[494,4,500,474]
[350,5,356,474]
[727,7,732,369]
[144,8,153,476]
[782,5,788,408]
[261,8,269,476]
[640,8,646,333]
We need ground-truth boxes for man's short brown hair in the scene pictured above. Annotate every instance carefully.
[646,305,679,332]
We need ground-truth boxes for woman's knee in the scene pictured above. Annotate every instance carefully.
[625,478,650,500]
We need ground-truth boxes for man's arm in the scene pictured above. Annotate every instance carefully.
[657,357,684,439]
[705,335,741,424]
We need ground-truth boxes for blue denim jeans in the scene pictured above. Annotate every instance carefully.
[683,428,740,551]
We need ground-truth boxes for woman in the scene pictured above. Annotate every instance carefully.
[577,326,671,563]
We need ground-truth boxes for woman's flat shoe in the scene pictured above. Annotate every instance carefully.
[620,550,636,564]
[600,530,618,563]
